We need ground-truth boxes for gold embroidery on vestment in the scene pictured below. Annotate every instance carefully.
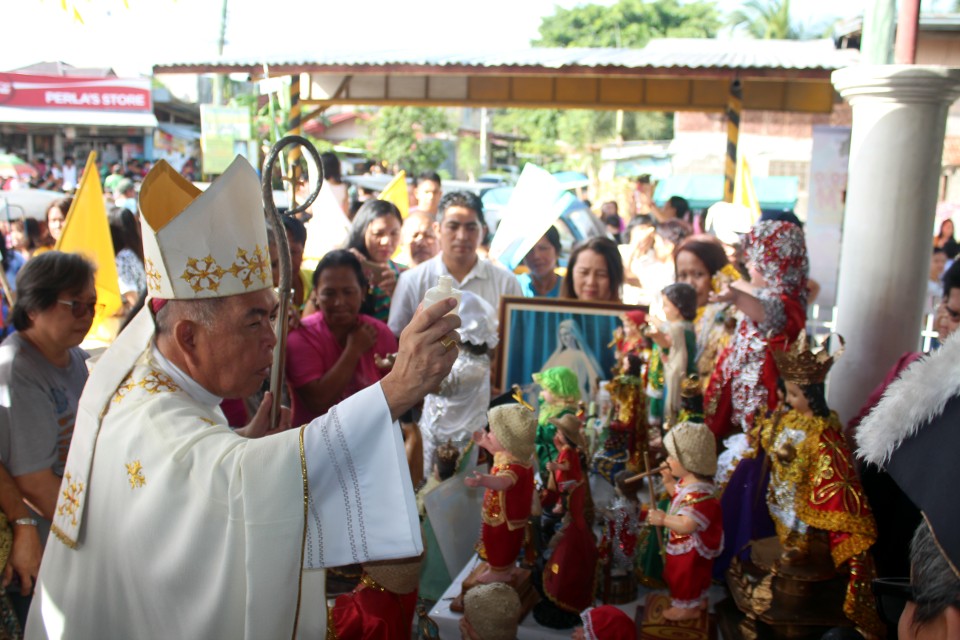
[126,460,146,489]
[57,472,85,526]
[227,245,270,289]
[180,255,226,293]
[145,257,162,291]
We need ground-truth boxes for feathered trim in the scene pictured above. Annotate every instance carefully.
[856,329,960,466]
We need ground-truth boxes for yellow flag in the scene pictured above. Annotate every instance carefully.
[733,153,762,224]
[56,151,123,343]
[378,170,410,219]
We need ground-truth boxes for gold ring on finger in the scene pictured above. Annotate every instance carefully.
[440,336,456,350]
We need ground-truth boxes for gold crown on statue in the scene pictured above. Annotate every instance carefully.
[772,333,844,386]
[680,374,702,398]
[437,440,460,466]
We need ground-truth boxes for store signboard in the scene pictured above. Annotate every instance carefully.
[200,105,252,175]
[0,72,152,112]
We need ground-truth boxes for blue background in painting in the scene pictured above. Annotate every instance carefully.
[504,308,623,392]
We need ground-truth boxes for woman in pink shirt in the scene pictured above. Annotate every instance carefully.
[286,250,398,426]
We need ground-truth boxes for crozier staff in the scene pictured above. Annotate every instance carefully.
[26,157,460,639]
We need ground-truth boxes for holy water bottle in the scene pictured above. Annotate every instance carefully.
[422,275,462,316]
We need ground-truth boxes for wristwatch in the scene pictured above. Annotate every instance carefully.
[12,517,38,527]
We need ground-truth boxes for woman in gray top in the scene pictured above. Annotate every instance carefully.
[0,252,95,527]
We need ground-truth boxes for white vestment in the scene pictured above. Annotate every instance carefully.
[26,309,421,640]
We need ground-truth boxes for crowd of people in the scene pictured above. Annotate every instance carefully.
[0,155,956,640]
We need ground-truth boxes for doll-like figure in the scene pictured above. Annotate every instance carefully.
[647,282,697,425]
[646,421,723,622]
[600,352,646,476]
[757,334,881,634]
[598,470,641,579]
[533,367,581,490]
[611,309,648,365]
[536,414,599,629]
[465,404,537,584]
[460,582,522,640]
[646,283,698,427]
[705,220,807,578]
[330,552,424,639]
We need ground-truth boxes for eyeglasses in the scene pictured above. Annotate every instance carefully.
[872,577,913,627]
[57,299,105,318]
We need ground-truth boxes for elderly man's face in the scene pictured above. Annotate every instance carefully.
[402,215,439,265]
[193,289,279,398]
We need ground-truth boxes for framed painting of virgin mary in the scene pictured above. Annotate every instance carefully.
[496,296,646,404]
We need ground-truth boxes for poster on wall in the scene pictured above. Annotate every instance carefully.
[200,105,252,175]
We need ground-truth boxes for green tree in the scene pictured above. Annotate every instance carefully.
[494,0,695,164]
[728,0,802,39]
[534,0,721,48]
[367,107,452,176]
[457,136,482,181]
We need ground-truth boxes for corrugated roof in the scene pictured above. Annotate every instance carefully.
[154,38,858,74]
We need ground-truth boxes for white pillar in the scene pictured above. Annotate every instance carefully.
[829,65,960,423]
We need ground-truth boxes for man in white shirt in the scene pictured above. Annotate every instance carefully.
[60,156,78,192]
[389,191,522,337]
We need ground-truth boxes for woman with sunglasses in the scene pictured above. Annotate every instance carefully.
[0,251,95,539]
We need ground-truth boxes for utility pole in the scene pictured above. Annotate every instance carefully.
[212,0,228,105]
[894,0,921,64]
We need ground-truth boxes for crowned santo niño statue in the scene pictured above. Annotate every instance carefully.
[464,403,537,585]
[727,334,884,638]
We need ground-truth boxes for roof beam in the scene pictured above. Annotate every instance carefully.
[301,73,836,113]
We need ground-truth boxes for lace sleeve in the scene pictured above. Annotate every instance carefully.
[757,288,787,336]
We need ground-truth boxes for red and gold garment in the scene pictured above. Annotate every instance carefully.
[663,480,723,610]
[544,449,598,612]
[477,452,534,571]
[329,575,418,640]
[705,221,809,439]
[761,409,882,635]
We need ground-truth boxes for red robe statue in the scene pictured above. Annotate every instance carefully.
[662,480,723,610]
[478,452,535,571]
[330,576,419,640]
[543,446,599,612]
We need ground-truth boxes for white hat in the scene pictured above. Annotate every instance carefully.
[705,201,753,246]
[139,157,270,300]
[664,421,717,477]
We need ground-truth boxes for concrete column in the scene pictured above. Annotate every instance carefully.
[829,65,960,423]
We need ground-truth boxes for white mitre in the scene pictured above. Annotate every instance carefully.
[140,156,271,300]
[52,156,269,547]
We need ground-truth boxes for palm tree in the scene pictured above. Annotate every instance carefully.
[728,0,802,39]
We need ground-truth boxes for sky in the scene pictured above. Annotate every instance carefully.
[4,0,942,77]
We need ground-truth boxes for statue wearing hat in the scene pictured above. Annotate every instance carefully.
[535,414,599,629]
[646,421,723,621]
[464,404,537,584]
[533,366,581,509]
[25,157,459,639]
[329,552,424,639]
